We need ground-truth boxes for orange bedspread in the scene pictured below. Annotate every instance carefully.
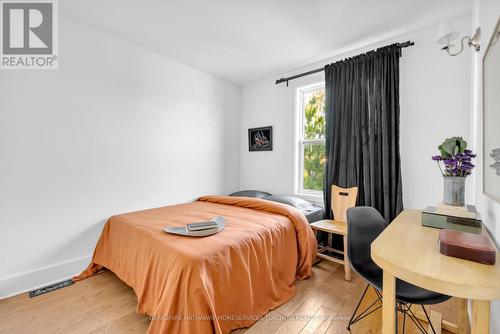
[74,195,317,334]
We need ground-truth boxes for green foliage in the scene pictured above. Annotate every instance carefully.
[303,90,325,191]
[303,143,325,191]
[304,91,325,139]
[438,137,467,158]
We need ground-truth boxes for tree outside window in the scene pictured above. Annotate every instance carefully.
[298,84,325,194]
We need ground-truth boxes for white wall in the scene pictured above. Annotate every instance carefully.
[0,16,241,298]
[471,0,500,331]
[240,16,472,209]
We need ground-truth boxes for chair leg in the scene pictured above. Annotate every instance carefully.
[406,304,429,334]
[347,284,369,330]
[343,235,351,281]
[347,284,382,331]
[348,285,437,334]
[421,305,437,334]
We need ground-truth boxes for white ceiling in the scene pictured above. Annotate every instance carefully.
[62,0,472,85]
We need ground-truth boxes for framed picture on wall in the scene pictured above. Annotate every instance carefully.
[483,18,500,203]
[248,126,273,152]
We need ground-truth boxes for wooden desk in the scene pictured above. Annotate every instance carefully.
[371,209,500,334]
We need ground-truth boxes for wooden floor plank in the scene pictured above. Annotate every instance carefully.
[276,261,339,317]
[299,305,336,334]
[90,311,151,334]
[0,262,461,334]
[244,310,286,334]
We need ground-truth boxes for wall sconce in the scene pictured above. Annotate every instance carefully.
[437,22,481,56]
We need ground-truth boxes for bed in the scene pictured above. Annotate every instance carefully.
[75,195,317,334]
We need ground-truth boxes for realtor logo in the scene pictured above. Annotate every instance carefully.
[1,0,58,69]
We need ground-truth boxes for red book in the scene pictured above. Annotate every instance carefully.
[439,229,496,265]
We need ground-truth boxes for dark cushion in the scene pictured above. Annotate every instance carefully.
[303,207,324,223]
[264,195,324,223]
[228,190,272,199]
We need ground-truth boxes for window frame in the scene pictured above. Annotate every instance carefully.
[296,81,326,197]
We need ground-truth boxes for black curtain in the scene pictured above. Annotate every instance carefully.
[323,44,403,222]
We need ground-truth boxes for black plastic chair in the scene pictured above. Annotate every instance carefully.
[346,207,451,334]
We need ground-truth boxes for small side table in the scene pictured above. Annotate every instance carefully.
[310,219,351,281]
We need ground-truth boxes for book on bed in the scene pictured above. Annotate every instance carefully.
[164,216,226,237]
[187,216,224,231]
[187,221,219,231]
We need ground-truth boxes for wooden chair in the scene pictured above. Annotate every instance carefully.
[310,185,358,281]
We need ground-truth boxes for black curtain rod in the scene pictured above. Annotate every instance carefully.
[275,40,414,86]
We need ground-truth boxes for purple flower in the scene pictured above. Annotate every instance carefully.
[431,146,476,176]
[444,159,456,167]
[464,149,477,158]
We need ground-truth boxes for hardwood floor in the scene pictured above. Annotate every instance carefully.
[0,261,460,334]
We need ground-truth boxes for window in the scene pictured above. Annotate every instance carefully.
[297,83,326,195]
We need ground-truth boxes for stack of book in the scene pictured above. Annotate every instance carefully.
[185,216,224,236]
[422,203,482,234]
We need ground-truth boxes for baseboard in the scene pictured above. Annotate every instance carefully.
[0,255,92,300]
